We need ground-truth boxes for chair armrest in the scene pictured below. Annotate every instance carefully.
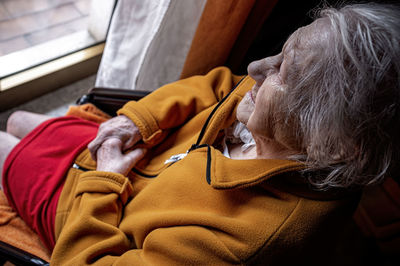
[77,87,151,116]
[0,240,49,266]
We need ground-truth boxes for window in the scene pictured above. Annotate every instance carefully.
[0,0,116,110]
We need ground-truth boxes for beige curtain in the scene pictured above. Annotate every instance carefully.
[96,0,207,91]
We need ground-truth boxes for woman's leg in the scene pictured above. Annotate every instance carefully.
[0,131,19,187]
[1,111,52,187]
[7,111,53,139]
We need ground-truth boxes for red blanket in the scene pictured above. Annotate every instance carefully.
[2,116,99,250]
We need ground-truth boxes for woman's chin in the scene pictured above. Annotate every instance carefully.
[236,105,251,125]
[236,95,254,124]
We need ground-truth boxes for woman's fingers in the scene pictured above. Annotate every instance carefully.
[88,134,104,161]
[95,138,146,175]
[122,129,142,151]
[88,115,141,161]
[124,148,147,166]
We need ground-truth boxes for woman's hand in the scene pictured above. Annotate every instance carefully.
[88,115,142,161]
[96,138,146,175]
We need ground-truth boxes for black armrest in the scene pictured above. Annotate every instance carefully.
[0,240,49,266]
[77,87,151,116]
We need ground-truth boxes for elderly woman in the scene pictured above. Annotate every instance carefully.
[1,2,399,265]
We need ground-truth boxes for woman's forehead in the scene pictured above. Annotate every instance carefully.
[284,18,331,52]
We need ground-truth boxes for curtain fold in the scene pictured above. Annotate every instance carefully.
[96,0,206,91]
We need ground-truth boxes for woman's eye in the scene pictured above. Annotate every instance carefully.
[278,58,286,83]
[276,60,282,78]
[277,72,283,84]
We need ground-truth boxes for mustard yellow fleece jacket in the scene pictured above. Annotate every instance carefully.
[52,67,360,265]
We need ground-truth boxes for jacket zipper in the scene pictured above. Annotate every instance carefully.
[72,163,90,171]
[187,76,247,184]
[131,168,158,178]
[189,76,247,151]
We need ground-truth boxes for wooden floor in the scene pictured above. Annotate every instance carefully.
[0,0,91,56]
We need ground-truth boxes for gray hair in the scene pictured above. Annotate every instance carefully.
[278,3,400,189]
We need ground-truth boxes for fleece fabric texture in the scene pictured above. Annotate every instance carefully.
[0,191,51,262]
[52,67,360,265]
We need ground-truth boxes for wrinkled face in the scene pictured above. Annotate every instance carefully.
[237,18,330,144]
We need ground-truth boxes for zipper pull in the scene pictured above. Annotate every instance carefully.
[164,143,202,164]
[164,152,188,164]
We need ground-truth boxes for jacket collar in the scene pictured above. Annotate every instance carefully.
[206,146,305,189]
[204,146,358,200]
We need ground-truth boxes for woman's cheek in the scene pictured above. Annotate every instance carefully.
[236,94,255,124]
[247,86,276,139]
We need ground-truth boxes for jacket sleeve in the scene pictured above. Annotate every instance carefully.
[51,171,242,265]
[117,67,244,146]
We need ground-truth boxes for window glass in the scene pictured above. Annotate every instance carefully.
[0,0,114,78]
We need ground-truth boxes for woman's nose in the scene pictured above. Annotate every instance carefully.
[247,59,267,84]
[248,54,282,84]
